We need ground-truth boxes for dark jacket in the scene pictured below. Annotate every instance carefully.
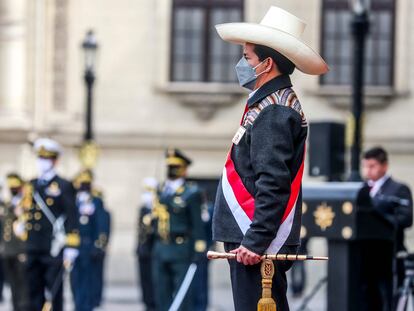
[0,198,26,257]
[24,175,80,254]
[213,75,307,255]
[370,176,413,251]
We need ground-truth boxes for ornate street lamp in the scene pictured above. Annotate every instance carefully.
[82,30,98,141]
[348,0,370,181]
[80,30,99,169]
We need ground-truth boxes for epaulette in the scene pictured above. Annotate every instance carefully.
[92,188,104,199]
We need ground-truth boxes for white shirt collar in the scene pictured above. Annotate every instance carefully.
[248,88,258,99]
[39,170,57,183]
[368,174,390,197]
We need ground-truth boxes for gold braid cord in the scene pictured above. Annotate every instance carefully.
[152,196,169,242]
[257,258,277,311]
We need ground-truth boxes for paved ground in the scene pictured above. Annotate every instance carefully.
[0,258,327,311]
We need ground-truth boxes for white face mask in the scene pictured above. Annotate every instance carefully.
[36,158,54,175]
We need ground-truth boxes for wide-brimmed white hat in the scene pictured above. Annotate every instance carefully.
[215,6,329,75]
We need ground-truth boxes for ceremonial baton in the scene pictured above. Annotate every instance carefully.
[207,251,328,261]
[207,251,327,311]
[167,263,198,311]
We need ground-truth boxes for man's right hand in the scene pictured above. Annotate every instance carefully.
[230,245,261,265]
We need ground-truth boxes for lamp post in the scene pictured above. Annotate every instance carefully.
[82,30,98,141]
[80,30,99,169]
[348,0,370,181]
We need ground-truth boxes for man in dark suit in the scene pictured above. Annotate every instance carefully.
[361,146,413,310]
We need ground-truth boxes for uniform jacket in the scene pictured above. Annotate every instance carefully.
[370,177,413,251]
[76,193,107,257]
[153,181,207,262]
[0,198,26,257]
[24,175,80,254]
[213,75,307,255]
[98,203,111,255]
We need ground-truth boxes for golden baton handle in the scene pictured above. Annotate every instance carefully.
[206,251,328,261]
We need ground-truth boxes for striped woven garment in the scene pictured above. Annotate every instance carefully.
[242,87,307,128]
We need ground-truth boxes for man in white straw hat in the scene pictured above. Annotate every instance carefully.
[212,6,328,311]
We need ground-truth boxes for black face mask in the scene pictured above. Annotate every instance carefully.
[10,189,19,197]
[167,165,185,180]
[79,183,92,192]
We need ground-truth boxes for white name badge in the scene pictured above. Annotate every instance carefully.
[232,126,246,145]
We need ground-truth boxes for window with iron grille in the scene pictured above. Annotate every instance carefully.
[320,0,395,86]
[170,0,244,83]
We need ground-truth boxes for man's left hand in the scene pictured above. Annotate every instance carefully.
[230,245,261,265]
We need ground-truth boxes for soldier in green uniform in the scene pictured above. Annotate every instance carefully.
[1,173,29,311]
[152,149,207,311]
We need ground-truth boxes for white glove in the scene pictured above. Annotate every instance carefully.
[13,220,26,239]
[141,192,154,209]
[63,248,79,268]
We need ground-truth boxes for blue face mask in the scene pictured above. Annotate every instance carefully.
[235,57,267,90]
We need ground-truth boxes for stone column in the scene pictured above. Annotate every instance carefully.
[0,0,26,124]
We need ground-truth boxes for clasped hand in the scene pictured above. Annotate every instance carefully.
[230,245,261,265]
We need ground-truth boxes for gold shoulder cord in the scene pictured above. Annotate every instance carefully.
[13,183,33,241]
[151,193,170,242]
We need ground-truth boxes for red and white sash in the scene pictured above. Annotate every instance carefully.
[221,105,305,254]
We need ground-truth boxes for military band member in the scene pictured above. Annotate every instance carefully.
[136,177,158,311]
[212,6,328,311]
[24,138,80,311]
[70,170,106,311]
[152,149,207,311]
[1,173,29,311]
[361,147,413,310]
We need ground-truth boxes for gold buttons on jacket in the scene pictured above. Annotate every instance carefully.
[342,201,353,215]
[26,223,33,230]
[195,240,207,252]
[34,212,42,220]
[175,236,184,244]
[46,198,54,206]
[80,215,89,225]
